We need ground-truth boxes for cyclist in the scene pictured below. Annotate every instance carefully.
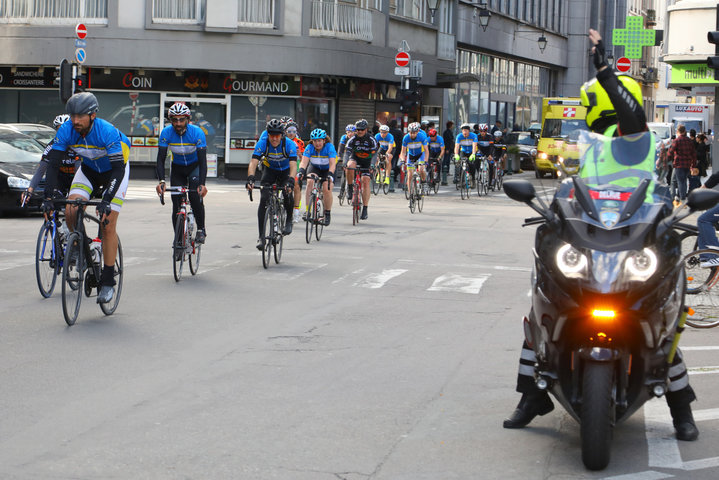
[374,124,394,188]
[490,130,507,189]
[285,121,307,223]
[155,102,208,245]
[399,122,429,193]
[23,114,79,205]
[345,119,378,220]
[454,124,478,187]
[427,128,445,187]
[42,92,130,304]
[246,118,298,250]
[297,128,337,226]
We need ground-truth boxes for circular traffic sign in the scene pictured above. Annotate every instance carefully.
[395,51,410,68]
[128,92,139,101]
[75,48,86,64]
[76,23,87,39]
[616,57,631,73]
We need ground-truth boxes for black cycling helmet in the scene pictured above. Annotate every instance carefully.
[65,92,99,115]
[355,119,369,130]
[266,118,285,134]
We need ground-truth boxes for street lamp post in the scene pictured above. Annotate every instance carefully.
[428,0,440,22]
[477,2,491,32]
[538,33,548,53]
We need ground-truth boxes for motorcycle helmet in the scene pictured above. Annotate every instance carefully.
[355,119,369,130]
[580,75,643,132]
[310,128,327,140]
[266,118,285,134]
[65,92,99,115]
[168,102,191,118]
[53,114,70,128]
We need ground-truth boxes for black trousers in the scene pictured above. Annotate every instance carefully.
[258,168,293,237]
[170,163,205,231]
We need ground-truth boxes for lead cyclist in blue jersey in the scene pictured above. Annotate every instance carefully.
[246,118,298,250]
[155,102,208,244]
[43,92,130,304]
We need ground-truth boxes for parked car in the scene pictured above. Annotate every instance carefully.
[505,131,538,170]
[2,123,56,146]
[0,126,45,215]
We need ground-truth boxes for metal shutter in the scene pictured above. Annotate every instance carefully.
[338,98,375,131]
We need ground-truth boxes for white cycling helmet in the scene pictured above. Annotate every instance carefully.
[168,102,191,118]
[53,114,70,128]
[493,130,502,138]
[379,124,389,133]
[408,122,421,133]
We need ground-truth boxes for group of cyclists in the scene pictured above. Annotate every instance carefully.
[454,123,507,191]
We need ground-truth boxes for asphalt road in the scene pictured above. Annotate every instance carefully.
[0,173,718,479]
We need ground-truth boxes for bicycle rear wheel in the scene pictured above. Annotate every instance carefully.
[62,232,84,326]
[173,216,185,282]
[461,171,468,200]
[381,169,389,194]
[496,170,504,191]
[372,169,380,195]
[315,194,324,241]
[261,208,272,269]
[274,204,285,264]
[417,181,424,213]
[433,167,439,194]
[100,237,124,315]
[305,193,314,244]
[352,187,360,225]
[35,220,58,298]
[189,239,201,276]
[409,180,416,213]
[338,178,346,206]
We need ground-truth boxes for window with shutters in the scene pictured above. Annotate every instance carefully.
[0,0,107,24]
[152,0,205,24]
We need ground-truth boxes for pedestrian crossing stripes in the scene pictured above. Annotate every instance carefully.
[427,273,490,294]
[353,269,407,288]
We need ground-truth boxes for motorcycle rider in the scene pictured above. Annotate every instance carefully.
[503,28,699,442]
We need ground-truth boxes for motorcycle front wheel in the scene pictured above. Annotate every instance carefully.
[581,361,615,471]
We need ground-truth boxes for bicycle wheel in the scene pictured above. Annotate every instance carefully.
[173,216,185,282]
[496,171,503,191]
[683,248,719,328]
[433,167,439,194]
[481,169,489,196]
[352,187,360,225]
[315,194,324,241]
[274,204,285,264]
[338,178,346,206]
[189,236,201,276]
[460,171,468,200]
[100,237,124,316]
[682,235,713,294]
[261,208,272,269]
[62,232,84,326]
[35,220,58,298]
[372,168,380,195]
[382,169,389,194]
[305,192,314,244]
[417,180,424,213]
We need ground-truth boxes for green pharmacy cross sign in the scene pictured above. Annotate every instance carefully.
[612,16,655,59]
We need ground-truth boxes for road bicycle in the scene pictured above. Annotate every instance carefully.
[476,155,489,197]
[160,186,201,282]
[493,156,505,191]
[338,165,347,206]
[34,208,68,298]
[305,175,327,243]
[372,153,389,195]
[407,165,424,214]
[249,183,287,268]
[427,156,440,195]
[347,167,365,225]
[458,155,471,200]
[54,198,123,326]
[678,221,719,328]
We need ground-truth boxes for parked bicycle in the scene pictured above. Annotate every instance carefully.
[305,175,327,243]
[249,184,287,268]
[160,186,201,282]
[408,164,424,214]
[54,198,123,326]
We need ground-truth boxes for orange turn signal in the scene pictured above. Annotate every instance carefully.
[592,309,616,320]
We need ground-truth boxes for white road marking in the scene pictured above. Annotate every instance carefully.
[427,273,490,294]
[332,268,365,284]
[681,346,719,351]
[493,265,532,272]
[353,269,407,289]
[688,366,719,375]
[256,263,327,281]
[0,259,34,271]
[644,399,682,469]
[602,471,674,480]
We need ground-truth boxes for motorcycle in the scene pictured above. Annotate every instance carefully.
[503,130,719,470]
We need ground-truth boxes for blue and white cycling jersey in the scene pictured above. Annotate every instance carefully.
[374,132,395,152]
[427,135,445,156]
[52,118,128,173]
[253,136,298,171]
[455,132,479,155]
[303,142,337,170]
[402,131,428,163]
[159,124,207,166]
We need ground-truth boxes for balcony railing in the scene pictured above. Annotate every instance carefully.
[0,0,108,24]
[310,1,373,42]
[437,32,455,61]
[238,0,275,28]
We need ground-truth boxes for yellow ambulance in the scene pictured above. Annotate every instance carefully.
[534,97,589,178]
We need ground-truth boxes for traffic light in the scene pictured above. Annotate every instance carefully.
[75,73,88,92]
[400,89,420,113]
[59,59,74,102]
[708,31,719,81]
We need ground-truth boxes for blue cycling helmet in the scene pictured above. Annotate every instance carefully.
[310,128,327,140]
[345,124,356,132]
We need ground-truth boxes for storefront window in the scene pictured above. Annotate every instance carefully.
[0,90,19,123]
[229,96,294,141]
[295,98,331,141]
[16,90,65,125]
[93,92,161,137]
[480,91,489,125]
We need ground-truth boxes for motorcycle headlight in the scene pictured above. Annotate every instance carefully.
[556,243,588,279]
[624,248,658,281]
[7,176,30,189]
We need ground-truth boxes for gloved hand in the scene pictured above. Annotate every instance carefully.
[96,200,112,220]
[327,172,334,184]
[592,38,607,71]
[286,176,295,190]
[469,154,476,162]
[41,198,54,214]
[246,174,255,189]
[454,154,460,162]
[297,167,306,182]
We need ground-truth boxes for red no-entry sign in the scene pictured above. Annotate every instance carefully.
[616,57,631,73]
[76,23,87,39]
[395,51,410,67]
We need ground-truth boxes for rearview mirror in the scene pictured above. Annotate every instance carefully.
[687,188,719,211]
[503,179,537,203]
